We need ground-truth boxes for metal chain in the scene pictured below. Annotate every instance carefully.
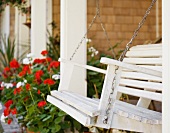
[103,0,157,124]
[70,0,114,60]
[118,0,157,62]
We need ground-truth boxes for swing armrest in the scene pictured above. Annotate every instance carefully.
[100,57,162,78]
[59,58,107,74]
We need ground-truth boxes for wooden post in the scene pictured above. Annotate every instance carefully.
[60,0,87,96]
[15,8,29,59]
[31,0,47,58]
[162,1,170,133]
[0,6,10,37]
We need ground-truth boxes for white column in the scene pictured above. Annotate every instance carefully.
[60,0,87,96]
[15,8,29,59]
[47,0,53,34]
[0,6,10,37]
[31,0,47,58]
[162,1,170,133]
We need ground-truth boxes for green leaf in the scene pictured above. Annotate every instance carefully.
[73,120,82,130]
[54,116,63,124]
[58,111,67,117]
[50,106,56,112]
[61,121,71,130]
[55,125,61,132]
[42,115,52,122]
[39,114,47,119]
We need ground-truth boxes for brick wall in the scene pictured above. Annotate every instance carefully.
[52,0,162,56]
[10,7,15,40]
[52,0,60,35]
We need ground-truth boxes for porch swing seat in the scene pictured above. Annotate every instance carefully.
[47,43,162,132]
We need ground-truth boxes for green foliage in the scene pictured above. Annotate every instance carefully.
[0,36,15,72]
[47,22,60,61]
[0,0,28,13]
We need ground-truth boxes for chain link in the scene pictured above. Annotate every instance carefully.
[70,0,114,60]
[118,0,157,61]
[103,0,157,124]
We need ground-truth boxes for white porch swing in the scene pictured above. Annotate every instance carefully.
[47,0,162,132]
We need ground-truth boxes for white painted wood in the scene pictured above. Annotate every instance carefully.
[0,6,10,36]
[130,43,162,49]
[15,8,29,58]
[63,91,99,106]
[109,114,161,133]
[51,90,100,117]
[101,57,162,77]
[59,58,106,74]
[31,0,47,58]
[121,71,162,82]
[119,78,162,91]
[126,49,162,57]
[162,0,170,133]
[123,58,162,65]
[118,86,162,102]
[47,0,53,34]
[47,95,95,126]
[48,44,163,132]
[58,61,74,92]
[60,0,87,96]
[96,65,117,128]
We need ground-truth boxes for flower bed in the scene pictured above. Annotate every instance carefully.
[0,50,83,132]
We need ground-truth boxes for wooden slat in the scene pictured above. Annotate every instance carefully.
[51,91,100,117]
[59,58,106,74]
[117,86,162,102]
[115,101,162,119]
[47,95,95,126]
[119,79,162,91]
[123,58,162,65]
[113,101,162,124]
[126,49,162,58]
[63,91,99,106]
[121,71,162,82]
[100,57,162,77]
[130,44,162,49]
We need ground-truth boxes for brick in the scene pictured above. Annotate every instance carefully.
[87,7,96,14]
[107,16,116,23]
[113,24,121,32]
[102,8,114,15]
[87,0,96,7]
[102,0,113,7]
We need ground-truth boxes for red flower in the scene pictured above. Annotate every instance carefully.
[11,108,17,115]
[50,61,60,68]
[37,90,41,95]
[10,59,20,69]
[46,57,52,62]
[13,88,22,95]
[44,79,55,85]
[13,82,17,87]
[19,71,26,77]
[41,50,48,56]
[37,101,46,108]
[4,67,10,72]
[4,100,13,108]
[35,70,44,80]
[7,118,12,125]
[25,83,31,91]
[0,87,4,90]
[4,108,10,116]
[33,59,42,64]
[23,65,31,74]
